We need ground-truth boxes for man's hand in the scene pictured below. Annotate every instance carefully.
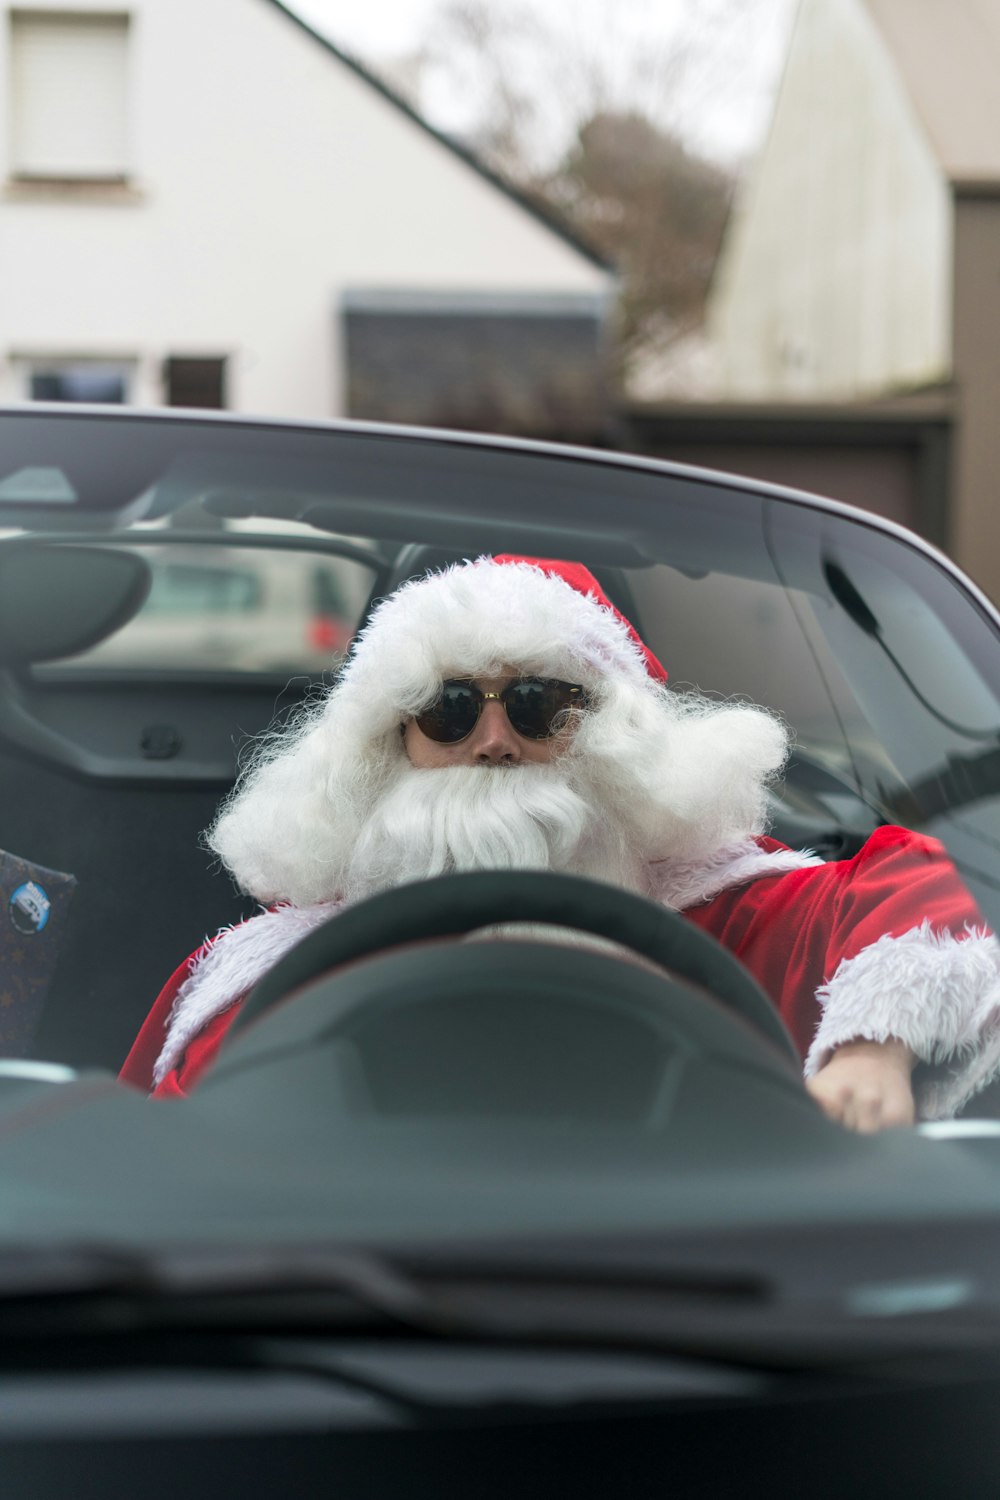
[806,1037,917,1132]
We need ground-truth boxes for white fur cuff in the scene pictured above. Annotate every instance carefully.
[805,923,1000,1120]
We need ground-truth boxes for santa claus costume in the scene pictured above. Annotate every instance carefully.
[120,555,1000,1119]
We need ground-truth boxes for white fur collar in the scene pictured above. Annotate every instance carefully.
[153,840,820,1087]
[651,838,823,910]
[153,900,342,1086]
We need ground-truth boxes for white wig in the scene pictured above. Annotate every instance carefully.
[207,556,789,904]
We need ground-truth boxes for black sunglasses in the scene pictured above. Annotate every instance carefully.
[414,678,589,744]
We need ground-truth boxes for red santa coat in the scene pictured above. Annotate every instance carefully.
[120,826,1000,1119]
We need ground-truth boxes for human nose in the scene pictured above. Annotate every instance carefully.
[468,698,522,764]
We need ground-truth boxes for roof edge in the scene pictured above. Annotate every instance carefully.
[260,0,614,273]
[952,178,1000,200]
[622,389,954,424]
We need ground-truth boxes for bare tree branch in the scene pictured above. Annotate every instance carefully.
[418,0,750,377]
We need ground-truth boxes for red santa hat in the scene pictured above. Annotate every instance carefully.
[332,554,668,750]
[491,556,667,682]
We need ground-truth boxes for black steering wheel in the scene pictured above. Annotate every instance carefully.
[228,871,799,1062]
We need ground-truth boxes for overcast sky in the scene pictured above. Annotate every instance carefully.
[283,0,797,163]
[290,0,452,56]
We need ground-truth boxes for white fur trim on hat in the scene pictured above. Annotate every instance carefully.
[334,558,659,749]
[804,922,1000,1120]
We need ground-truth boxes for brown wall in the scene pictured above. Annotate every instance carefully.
[620,404,951,549]
[628,441,917,527]
[950,190,1000,604]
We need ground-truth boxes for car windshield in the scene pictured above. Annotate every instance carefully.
[0,407,999,1259]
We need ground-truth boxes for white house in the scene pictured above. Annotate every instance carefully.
[0,0,613,435]
[707,0,958,404]
[699,0,1000,600]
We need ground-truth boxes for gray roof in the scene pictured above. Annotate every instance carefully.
[865,0,1000,184]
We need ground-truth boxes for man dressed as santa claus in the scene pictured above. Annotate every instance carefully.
[121,555,1000,1130]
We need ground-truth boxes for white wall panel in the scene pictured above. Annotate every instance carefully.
[708,0,951,401]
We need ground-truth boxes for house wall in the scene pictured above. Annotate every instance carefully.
[708,0,951,401]
[949,191,1000,602]
[621,401,951,546]
[0,0,608,419]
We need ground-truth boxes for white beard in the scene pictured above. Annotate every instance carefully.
[340,762,651,905]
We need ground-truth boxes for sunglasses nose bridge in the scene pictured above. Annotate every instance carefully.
[482,687,530,738]
[467,693,524,761]
[444,686,512,746]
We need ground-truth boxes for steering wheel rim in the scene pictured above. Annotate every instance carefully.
[228,871,799,1062]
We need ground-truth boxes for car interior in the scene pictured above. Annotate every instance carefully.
[0,537,686,1071]
[0,412,997,1095]
[0,536,863,1074]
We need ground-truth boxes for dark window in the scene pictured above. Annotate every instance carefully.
[163,357,227,410]
[31,368,127,403]
[312,565,349,614]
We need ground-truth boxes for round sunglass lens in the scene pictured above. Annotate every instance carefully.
[507,680,571,739]
[417,682,480,743]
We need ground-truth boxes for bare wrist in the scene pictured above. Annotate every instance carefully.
[831,1036,917,1073]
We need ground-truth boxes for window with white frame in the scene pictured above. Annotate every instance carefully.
[9,11,130,181]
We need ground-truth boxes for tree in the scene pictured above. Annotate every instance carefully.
[414,0,753,378]
[538,110,733,368]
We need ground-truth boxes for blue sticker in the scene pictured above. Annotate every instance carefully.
[9,882,50,936]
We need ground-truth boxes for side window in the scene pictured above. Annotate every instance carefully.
[143,563,262,616]
[308,565,354,656]
[26,361,133,404]
[47,543,377,676]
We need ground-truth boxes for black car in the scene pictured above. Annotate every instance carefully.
[0,406,998,1496]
